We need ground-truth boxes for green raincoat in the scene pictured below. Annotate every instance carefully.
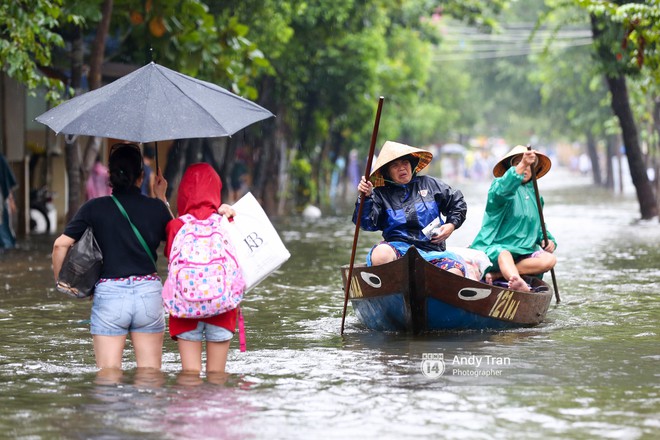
[470,167,556,273]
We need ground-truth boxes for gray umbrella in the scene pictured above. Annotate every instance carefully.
[440,143,467,156]
[35,62,274,143]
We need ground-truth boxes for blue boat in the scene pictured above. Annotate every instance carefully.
[341,247,553,333]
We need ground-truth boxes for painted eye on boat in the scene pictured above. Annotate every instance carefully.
[360,272,382,288]
[458,287,492,301]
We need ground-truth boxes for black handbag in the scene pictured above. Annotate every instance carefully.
[56,227,103,298]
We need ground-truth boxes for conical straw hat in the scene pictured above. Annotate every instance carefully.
[493,145,551,179]
[369,141,433,187]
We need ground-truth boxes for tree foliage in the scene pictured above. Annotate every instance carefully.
[575,0,658,219]
[578,0,660,77]
[4,0,657,217]
[0,0,83,102]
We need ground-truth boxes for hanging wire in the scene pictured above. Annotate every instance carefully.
[433,23,593,61]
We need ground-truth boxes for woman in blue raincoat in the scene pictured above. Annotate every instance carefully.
[353,141,467,276]
[470,145,557,292]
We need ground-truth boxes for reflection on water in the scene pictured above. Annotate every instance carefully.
[0,168,659,439]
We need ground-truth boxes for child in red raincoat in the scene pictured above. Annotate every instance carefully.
[164,163,243,374]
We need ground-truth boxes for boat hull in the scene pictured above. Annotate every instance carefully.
[341,247,553,333]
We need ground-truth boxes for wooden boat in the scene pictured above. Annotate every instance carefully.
[341,247,553,333]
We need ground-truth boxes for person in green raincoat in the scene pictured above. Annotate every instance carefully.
[470,145,557,292]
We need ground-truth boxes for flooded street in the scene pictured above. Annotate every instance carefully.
[1,167,659,439]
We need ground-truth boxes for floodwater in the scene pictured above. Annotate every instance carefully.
[0,167,658,439]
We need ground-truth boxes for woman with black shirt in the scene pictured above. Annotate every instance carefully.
[52,143,172,371]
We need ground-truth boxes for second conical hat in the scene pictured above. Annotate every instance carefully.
[493,145,552,179]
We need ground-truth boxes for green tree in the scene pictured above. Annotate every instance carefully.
[532,2,615,186]
[8,0,540,218]
[0,0,82,102]
[16,0,273,217]
[580,0,658,220]
[225,0,506,212]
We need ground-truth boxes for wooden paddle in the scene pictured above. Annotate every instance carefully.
[340,96,385,335]
[527,145,560,303]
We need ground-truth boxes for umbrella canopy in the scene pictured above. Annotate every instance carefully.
[440,143,466,156]
[35,62,274,143]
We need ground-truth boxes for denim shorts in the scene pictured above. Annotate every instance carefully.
[90,277,165,336]
[177,321,233,343]
[368,241,467,276]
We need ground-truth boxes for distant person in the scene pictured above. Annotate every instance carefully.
[163,163,244,375]
[141,145,155,197]
[354,141,467,276]
[0,153,17,250]
[470,146,557,292]
[86,158,112,199]
[329,155,346,201]
[347,149,361,188]
[52,143,172,371]
[578,153,591,176]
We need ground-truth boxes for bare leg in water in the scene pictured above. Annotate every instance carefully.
[497,250,530,292]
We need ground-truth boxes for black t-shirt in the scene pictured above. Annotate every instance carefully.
[63,186,171,278]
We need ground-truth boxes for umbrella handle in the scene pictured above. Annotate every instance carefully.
[154,141,160,176]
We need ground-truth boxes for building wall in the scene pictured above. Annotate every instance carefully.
[1,74,29,235]
[1,74,69,235]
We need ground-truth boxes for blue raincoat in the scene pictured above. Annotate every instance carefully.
[353,175,467,264]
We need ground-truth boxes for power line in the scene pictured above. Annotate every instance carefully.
[445,38,593,51]
[434,24,593,61]
[434,42,593,61]
[441,31,592,42]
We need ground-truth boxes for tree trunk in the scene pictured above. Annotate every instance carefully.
[88,0,113,91]
[83,0,112,170]
[251,76,283,216]
[604,135,616,190]
[70,27,83,90]
[256,120,281,215]
[64,138,81,223]
[313,119,334,207]
[64,0,113,218]
[654,97,660,145]
[62,27,85,219]
[275,135,290,216]
[590,13,657,219]
[605,74,658,219]
[653,97,660,222]
[71,21,101,173]
[586,130,602,186]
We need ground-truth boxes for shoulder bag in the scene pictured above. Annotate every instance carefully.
[56,227,103,298]
[56,196,157,299]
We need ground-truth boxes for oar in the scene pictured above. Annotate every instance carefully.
[340,96,384,335]
[527,145,560,303]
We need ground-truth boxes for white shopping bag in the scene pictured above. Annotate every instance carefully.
[446,247,492,281]
[221,192,290,292]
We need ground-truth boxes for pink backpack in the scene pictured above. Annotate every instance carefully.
[163,213,245,318]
